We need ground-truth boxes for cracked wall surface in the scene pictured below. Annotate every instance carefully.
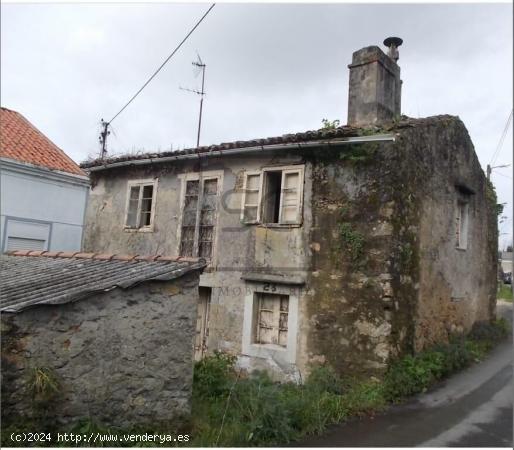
[80,116,497,380]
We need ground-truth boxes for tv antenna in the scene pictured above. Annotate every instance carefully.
[180,54,206,147]
[99,119,110,159]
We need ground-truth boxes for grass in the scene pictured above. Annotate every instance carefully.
[1,319,510,448]
[498,283,513,301]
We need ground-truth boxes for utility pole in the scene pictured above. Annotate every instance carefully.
[487,163,511,180]
[99,119,110,159]
[180,55,206,148]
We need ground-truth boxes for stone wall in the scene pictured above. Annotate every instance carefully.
[410,117,498,350]
[1,273,199,427]
[304,137,416,374]
[304,116,497,373]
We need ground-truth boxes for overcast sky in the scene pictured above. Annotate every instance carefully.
[1,2,512,247]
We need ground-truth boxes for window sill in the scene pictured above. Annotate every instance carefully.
[123,227,155,233]
[257,223,302,229]
[250,343,288,352]
[456,247,467,252]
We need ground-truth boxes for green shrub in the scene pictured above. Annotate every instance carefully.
[193,351,237,399]
[305,364,345,395]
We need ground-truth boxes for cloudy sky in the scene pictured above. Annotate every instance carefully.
[1,1,512,247]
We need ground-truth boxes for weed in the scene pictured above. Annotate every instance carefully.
[193,351,237,399]
[29,367,60,404]
[321,119,340,130]
[338,222,365,262]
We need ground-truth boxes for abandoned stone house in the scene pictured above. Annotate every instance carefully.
[81,40,498,381]
[1,251,205,426]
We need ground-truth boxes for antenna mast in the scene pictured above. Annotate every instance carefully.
[180,54,206,147]
[99,119,110,159]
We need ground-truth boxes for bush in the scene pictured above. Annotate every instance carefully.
[384,319,510,402]
[192,351,237,399]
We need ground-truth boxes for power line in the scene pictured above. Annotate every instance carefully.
[108,3,215,125]
[493,171,513,180]
[490,109,513,167]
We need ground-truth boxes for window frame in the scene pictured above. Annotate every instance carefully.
[240,171,262,224]
[240,165,304,227]
[242,282,300,364]
[177,170,223,264]
[123,178,158,232]
[456,199,470,250]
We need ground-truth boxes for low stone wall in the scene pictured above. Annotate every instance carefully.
[1,273,199,428]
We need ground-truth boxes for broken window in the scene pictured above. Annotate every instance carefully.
[180,177,219,259]
[254,293,289,347]
[456,199,469,250]
[125,180,157,230]
[241,166,304,225]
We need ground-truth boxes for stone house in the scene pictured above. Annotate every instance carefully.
[1,250,206,427]
[0,107,90,252]
[80,40,498,381]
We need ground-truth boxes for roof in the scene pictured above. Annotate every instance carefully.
[0,107,84,176]
[81,124,363,170]
[80,115,458,171]
[1,251,206,313]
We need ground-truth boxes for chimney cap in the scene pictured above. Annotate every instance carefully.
[383,37,403,48]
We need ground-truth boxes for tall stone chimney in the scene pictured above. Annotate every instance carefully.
[347,37,403,127]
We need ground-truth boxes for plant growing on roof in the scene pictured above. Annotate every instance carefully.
[321,119,340,130]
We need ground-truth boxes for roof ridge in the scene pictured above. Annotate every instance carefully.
[6,250,203,264]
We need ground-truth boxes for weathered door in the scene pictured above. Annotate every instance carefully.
[194,287,211,361]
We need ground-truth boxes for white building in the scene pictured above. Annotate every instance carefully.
[0,107,89,252]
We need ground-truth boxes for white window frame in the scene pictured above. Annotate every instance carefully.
[124,178,158,232]
[240,165,304,226]
[242,282,299,364]
[240,171,262,224]
[177,170,223,264]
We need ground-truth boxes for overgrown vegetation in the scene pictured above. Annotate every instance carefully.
[338,222,365,262]
[2,320,509,448]
[321,118,340,130]
[29,367,60,403]
[339,142,379,164]
[189,319,509,446]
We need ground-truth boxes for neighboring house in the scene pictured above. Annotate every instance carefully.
[1,250,205,427]
[80,40,498,380]
[500,251,512,274]
[0,107,89,252]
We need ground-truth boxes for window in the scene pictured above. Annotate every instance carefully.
[179,175,220,259]
[456,200,469,249]
[254,293,289,347]
[242,283,299,363]
[241,166,303,225]
[241,173,261,223]
[125,179,157,230]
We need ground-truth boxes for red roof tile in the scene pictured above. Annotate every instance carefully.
[0,107,84,175]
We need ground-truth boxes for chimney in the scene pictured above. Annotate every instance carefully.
[347,37,403,127]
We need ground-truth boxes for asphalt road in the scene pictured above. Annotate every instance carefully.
[298,302,513,447]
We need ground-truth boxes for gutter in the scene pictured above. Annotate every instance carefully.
[0,157,90,187]
[85,134,396,172]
